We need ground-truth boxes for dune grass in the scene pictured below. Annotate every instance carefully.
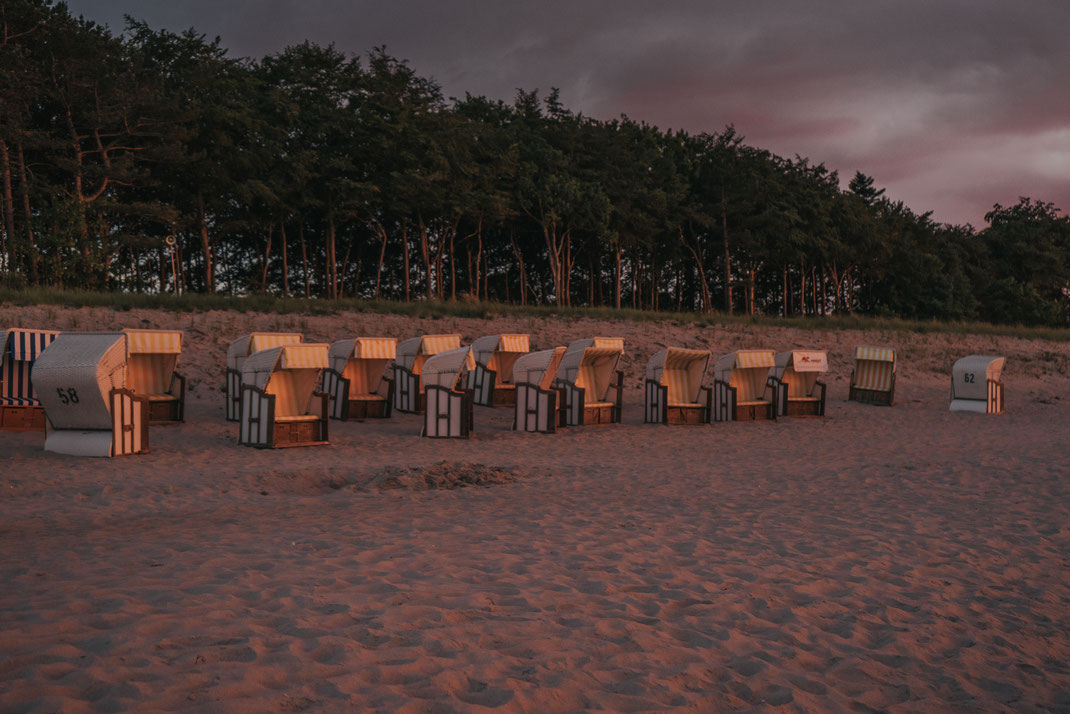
[2,286,1069,342]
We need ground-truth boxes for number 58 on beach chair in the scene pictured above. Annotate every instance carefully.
[33,332,149,457]
[1,328,60,431]
[950,355,1004,414]
[849,346,896,406]
[239,344,330,448]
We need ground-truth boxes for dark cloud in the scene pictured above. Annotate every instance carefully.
[67,0,1070,225]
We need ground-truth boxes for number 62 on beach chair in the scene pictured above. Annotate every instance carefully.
[949,355,1004,414]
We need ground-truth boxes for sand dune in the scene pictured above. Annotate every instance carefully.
[1,304,1069,712]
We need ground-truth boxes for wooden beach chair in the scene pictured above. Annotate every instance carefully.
[769,350,828,417]
[468,334,531,407]
[239,343,329,448]
[644,347,712,425]
[421,346,476,439]
[949,355,1005,414]
[713,350,777,422]
[123,329,185,423]
[849,346,897,406]
[512,347,567,433]
[392,334,462,414]
[1,328,60,431]
[225,332,303,421]
[554,337,624,426]
[323,337,397,420]
[33,332,149,457]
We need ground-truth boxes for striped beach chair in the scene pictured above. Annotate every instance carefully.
[512,347,567,434]
[950,355,1005,414]
[225,332,303,421]
[323,337,397,420]
[713,350,776,422]
[392,334,463,414]
[33,332,149,457]
[849,346,896,406]
[239,343,329,448]
[769,350,828,417]
[468,334,531,407]
[421,346,476,439]
[554,338,624,426]
[1,328,59,431]
[123,329,185,423]
[644,347,712,425]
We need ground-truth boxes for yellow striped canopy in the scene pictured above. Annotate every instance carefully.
[124,329,182,355]
[592,337,625,351]
[854,346,895,363]
[646,347,710,405]
[354,337,397,360]
[420,334,462,355]
[279,344,329,370]
[714,350,775,403]
[249,333,303,354]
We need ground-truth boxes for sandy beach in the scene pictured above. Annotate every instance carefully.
[2,305,1069,712]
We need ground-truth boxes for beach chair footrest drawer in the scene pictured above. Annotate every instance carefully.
[735,402,774,421]
[274,419,326,446]
[346,399,389,419]
[0,405,46,431]
[666,405,707,425]
[785,399,824,417]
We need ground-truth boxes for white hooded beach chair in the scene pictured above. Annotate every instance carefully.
[644,348,712,425]
[123,329,185,423]
[512,347,567,433]
[392,334,463,413]
[32,332,149,457]
[849,346,897,406]
[713,350,776,422]
[468,334,531,407]
[323,337,397,420]
[770,350,828,417]
[950,355,1005,414]
[239,343,329,448]
[554,337,624,426]
[421,346,476,439]
[225,332,304,421]
[1,328,60,431]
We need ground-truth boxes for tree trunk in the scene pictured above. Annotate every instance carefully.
[402,220,411,301]
[721,186,732,314]
[15,142,36,282]
[510,232,527,306]
[299,221,310,298]
[327,210,338,299]
[373,222,387,299]
[280,220,289,296]
[0,140,16,273]
[800,257,806,316]
[197,193,213,292]
[782,268,788,317]
[449,227,456,301]
[614,246,622,309]
[418,215,432,299]
[260,223,273,293]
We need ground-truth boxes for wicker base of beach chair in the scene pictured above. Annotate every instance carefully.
[0,405,46,431]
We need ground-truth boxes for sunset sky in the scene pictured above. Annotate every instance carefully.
[67,0,1069,227]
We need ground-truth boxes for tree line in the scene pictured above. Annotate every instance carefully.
[2,0,1068,325]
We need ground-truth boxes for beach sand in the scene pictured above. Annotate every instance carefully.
[2,305,1069,712]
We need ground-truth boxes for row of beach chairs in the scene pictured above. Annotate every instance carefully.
[1,326,1008,456]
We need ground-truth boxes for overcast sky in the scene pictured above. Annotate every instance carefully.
[68,0,1069,226]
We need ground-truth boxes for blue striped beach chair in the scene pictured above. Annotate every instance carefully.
[1,328,60,431]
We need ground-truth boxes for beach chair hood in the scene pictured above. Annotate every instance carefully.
[471,334,529,384]
[422,347,475,390]
[952,355,1004,401]
[773,350,828,398]
[226,332,303,370]
[558,340,624,402]
[853,345,897,392]
[512,347,567,391]
[328,337,397,373]
[32,332,127,429]
[646,348,710,405]
[242,344,328,417]
[395,334,462,373]
[123,329,182,397]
